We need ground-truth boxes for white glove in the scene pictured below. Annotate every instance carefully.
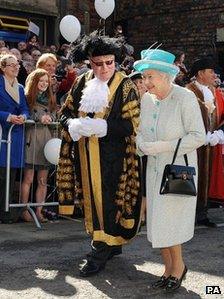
[80,118,107,138]
[68,117,94,140]
[79,117,95,137]
[218,130,224,144]
[209,130,224,146]
[139,141,172,156]
[90,118,107,137]
[68,118,82,141]
[205,131,212,145]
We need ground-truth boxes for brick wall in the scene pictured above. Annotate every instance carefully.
[114,0,224,66]
[0,0,58,15]
[67,0,102,34]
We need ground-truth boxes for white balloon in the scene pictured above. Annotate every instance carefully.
[59,15,81,43]
[94,0,115,19]
[44,138,62,165]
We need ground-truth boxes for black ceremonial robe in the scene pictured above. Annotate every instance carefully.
[57,70,142,245]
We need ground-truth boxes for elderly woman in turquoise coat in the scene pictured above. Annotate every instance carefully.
[0,54,29,223]
[135,49,205,292]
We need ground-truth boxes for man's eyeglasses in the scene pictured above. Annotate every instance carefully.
[6,63,20,68]
[90,59,114,67]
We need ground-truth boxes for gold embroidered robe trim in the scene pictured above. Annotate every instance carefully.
[78,138,93,233]
[78,72,126,231]
[58,205,74,215]
[57,73,91,214]
[119,217,135,229]
[114,80,141,222]
[93,230,128,246]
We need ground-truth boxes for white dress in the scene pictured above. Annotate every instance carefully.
[137,84,206,248]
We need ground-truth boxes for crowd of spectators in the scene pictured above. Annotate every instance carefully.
[0,35,93,107]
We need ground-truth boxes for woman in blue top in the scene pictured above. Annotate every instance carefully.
[0,54,29,223]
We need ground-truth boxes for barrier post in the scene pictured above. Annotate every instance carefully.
[5,124,15,212]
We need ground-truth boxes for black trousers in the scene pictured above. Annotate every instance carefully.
[196,203,208,222]
[0,167,17,220]
[196,146,210,221]
[88,241,122,266]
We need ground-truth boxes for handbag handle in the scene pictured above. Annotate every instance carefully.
[171,138,188,166]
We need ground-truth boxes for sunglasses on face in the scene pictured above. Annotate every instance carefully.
[90,59,114,67]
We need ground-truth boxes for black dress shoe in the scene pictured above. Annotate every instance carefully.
[196,218,217,228]
[165,266,188,292]
[79,260,104,277]
[151,275,170,289]
[107,246,122,260]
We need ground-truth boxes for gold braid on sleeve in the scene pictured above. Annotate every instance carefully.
[115,79,141,217]
[56,90,82,215]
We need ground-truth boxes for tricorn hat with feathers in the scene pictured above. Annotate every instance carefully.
[71,30,124,63]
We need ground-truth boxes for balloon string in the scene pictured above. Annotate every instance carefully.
[66,43,72,59]
[99,18,106,36]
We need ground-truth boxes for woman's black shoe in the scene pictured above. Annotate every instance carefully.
[151,275,170,289]
[165,266,188,292]
[196,218,217,228]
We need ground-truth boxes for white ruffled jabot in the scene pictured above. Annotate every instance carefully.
[79,78,110,113]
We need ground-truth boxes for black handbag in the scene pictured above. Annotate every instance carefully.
[159,139,197,196]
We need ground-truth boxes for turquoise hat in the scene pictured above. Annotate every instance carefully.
[134,49,179,76]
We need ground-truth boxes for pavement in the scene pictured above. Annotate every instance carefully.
[0,208,223,299]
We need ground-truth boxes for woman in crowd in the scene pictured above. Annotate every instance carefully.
[36,53,57,77]
[36,53,77,104]
[0,54,29,223]
[10,48,29,86]
[174,51,188,86]
[134,49,205,292]
[21,68,57,222]
[36,53,58,99]
[129,71,147,98]
[26,34,40,53]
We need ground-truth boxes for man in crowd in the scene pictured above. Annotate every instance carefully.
[187,57,218,227]
[57,32,142,277]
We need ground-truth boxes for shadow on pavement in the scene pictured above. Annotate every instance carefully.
[0,219,222,298]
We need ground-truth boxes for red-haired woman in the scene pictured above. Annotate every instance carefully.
[21,68,57,222]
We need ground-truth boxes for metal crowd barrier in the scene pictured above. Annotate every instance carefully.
[2,120,61,229]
